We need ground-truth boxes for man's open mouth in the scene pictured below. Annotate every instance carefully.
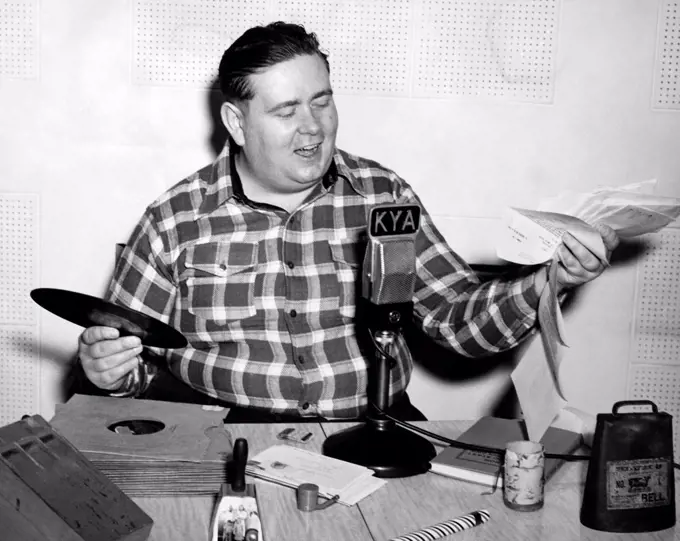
[295,143,321,157]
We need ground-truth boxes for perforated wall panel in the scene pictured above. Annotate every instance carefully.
[0,193,39,425]
[133,0,268,87]
[273,0,413,95]
[630,365,680,460]
[0,328,39,425]
[632,227,680,366]
[0,0,38,79]
[413,0,559,101]
[653,1,680,109]
[131,0,559,103]
[0,193,38,326]
[628,226,680,459]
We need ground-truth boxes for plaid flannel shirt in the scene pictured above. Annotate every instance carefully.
[107,143,541,418]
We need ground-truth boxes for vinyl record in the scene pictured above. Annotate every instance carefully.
[30,288,187,349]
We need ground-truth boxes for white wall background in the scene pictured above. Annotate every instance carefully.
[1,0,679,424]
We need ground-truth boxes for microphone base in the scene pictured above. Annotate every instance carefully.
[322,420,437,478]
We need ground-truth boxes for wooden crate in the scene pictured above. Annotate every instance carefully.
[0,415,153,541]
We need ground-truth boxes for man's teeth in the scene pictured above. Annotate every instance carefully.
[299,144,319,151]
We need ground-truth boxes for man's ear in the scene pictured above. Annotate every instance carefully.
[220,101,245,146]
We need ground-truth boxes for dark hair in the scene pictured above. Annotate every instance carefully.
[218,21,330,102]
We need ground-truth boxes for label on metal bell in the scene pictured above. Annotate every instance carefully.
[606,458,671,510]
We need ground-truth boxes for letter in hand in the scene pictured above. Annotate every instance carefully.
[554,222,620,291]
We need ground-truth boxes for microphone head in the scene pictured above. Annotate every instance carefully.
[363,204,422,305]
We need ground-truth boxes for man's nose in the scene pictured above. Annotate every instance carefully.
[298,107,322,134]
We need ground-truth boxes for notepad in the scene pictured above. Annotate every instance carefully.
[246,445,386,506]
[429,417,583,488]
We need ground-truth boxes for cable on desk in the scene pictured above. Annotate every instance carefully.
[372,403,680,470]
[371,404,584,461]
[368,329,579,460]
[367,331,680,470]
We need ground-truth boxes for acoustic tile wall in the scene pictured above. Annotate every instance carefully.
[629,225,680,458]
[653,0,680,109]
[133,0,268,87]
[0,0,38,78]
[0,194,39,425]
[413,0,559,101]
[131,0,560,101]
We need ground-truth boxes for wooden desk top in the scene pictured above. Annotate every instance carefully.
[132,420,679,541]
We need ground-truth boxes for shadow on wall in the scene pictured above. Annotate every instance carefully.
[57,78,230,399]
[404,264,530,419]
[405,235,649,418]
[207,76,228,157]
[609,236,648,266]
[59,245,129,402]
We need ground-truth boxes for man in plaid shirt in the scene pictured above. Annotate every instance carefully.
[77,22,619,421]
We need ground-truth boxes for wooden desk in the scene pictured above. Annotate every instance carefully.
[132,421,679,541]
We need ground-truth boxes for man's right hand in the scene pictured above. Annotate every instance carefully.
[78,326,144,391]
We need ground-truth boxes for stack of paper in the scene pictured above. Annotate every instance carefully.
[497,179,680,265]
[539,179,680,238]
[49,394,231,496]
[74,456,230,496]
[246,445,387,506]
[497,208,608,266]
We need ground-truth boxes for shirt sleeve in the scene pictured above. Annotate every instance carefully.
[388,178,542,357]
[106,208,177,324]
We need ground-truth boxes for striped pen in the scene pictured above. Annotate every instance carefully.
[389,509,490,541]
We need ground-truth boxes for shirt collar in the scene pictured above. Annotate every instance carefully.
[331,149,367,198]
[198,141,366,215]
[197,141,236,215]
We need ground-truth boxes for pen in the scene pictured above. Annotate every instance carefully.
[389,509,490,541]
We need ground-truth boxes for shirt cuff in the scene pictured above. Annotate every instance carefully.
[108,358,156,398]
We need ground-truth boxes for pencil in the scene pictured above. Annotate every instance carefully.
[389,509,490,541]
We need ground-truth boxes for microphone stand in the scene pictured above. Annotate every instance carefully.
[322,302,437,478]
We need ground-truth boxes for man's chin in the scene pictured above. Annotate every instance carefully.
[292,162,332,185]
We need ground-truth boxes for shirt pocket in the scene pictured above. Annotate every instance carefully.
[328,238,363,320]
[182,242,258,324]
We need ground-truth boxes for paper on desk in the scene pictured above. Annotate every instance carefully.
[496,207,607,266]
[551,406,597,448]
[514,346,596,446]
[514,355,596,446]
[245,445,386,506]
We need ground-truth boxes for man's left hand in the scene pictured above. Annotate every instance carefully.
[554,222,620,292]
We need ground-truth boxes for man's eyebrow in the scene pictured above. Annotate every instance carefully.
[312,89,334,100]
[267,99,300,113]
[267,89,334,113]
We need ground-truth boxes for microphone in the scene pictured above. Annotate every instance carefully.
[360,204,421,333]
[322,203,436,478]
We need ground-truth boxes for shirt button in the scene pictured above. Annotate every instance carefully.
[290,309,297,317]
[302,402,310,410]
[219,263,227,271]
[297,355,305,365]
[287,261,295,269]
